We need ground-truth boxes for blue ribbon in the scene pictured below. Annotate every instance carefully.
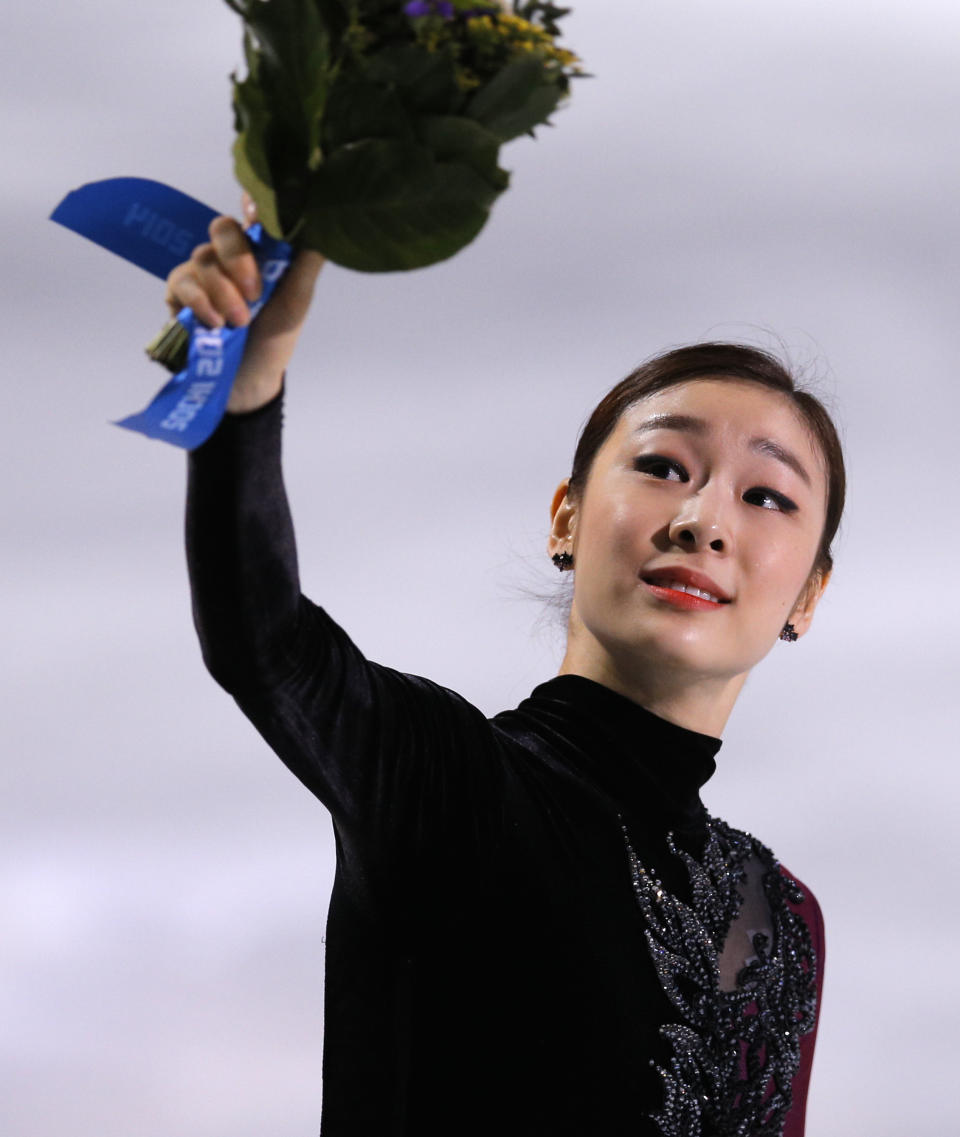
[51,177,292,450]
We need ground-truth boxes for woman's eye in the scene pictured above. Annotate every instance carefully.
[743,486,798,512]
[634,455,688,482]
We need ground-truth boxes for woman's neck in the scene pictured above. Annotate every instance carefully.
[556,646,746,738]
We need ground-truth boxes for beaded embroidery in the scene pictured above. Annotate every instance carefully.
[622,816,818,1137]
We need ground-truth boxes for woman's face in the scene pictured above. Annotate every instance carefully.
[551,379,830,686]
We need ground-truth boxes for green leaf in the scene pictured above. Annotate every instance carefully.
[512,1,571,38]
[321,73,415,151]
[232,132,283,238]
[299,138,504,271]
[232,51,274,187]
[466,57,563,142]
[361,44,463,115]
[226,0,337,235]
[417,115,509,193]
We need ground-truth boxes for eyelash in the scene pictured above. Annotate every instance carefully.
[633,454,688,482]
[743,486,798,513]
[633,455,799,513]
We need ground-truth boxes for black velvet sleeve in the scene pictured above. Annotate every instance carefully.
[185,395,502,872]
[186,393,300,692]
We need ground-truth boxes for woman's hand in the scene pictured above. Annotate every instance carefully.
[164,197,325,413]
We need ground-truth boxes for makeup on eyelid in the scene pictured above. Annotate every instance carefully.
[632,452,800,513]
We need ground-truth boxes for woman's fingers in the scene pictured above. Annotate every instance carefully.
[166,245,250,328]
[195,244,254,327]
[162,211,323,412]
[163,214,324,375]
[164,255,222,326]
[164,215,262,328]
[209,215,261,303]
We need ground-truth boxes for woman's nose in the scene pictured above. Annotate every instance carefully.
[668,493,728,553]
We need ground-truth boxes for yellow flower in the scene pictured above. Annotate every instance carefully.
[454,67,481,91]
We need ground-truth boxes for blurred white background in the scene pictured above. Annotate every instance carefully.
[4,0,959,1133]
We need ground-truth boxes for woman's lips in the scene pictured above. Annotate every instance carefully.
[643,580,727,611]
[640,567,733,611]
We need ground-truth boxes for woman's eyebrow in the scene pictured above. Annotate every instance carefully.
[750,437,811,486]
[632,413,707,437]
[632,415,812,487]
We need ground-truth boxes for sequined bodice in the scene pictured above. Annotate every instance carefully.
[623,816,818,1137]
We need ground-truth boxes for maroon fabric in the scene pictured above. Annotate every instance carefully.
[728,863,822,1134]
[780,867,825,1137]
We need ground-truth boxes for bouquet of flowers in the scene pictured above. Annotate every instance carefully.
[226,0,582,270]
[53,2,580,440]
[142,0,580,388]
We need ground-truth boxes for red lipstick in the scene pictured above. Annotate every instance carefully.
[643,583,725,611]
[640,565,733,611]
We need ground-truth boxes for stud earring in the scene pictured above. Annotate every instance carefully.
[552,551,574,571]
[779,622,799,642]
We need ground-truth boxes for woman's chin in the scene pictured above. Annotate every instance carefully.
[607,627,757,687]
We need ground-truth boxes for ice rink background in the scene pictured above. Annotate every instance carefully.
[4,1,959,1133]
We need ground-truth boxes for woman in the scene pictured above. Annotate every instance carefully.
[173,212,843,1137]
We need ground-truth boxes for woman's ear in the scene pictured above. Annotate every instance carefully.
[547,479,577,559]
[788,570,831,639]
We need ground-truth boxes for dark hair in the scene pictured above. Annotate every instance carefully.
[568,343,845,578]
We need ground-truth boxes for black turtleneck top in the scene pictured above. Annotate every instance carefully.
[185,396,824,1137]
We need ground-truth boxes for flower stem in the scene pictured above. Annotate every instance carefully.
[145,317,189,373]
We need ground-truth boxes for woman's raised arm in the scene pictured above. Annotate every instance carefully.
[178,221,496,846]
[177,210,323,692]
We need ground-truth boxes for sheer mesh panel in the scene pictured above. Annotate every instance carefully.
[718,853,774,992]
